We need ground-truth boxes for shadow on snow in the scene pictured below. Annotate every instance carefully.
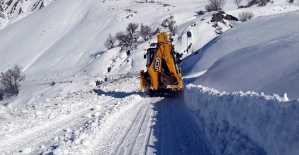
[93,89,141,98]
[147,95,212,155]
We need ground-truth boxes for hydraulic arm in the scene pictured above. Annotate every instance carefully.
[140,32,182,96]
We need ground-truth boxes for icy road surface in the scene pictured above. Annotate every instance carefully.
[0,76,210,155]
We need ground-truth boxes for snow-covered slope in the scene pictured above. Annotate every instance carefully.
[1,0,297,79]
[192,11,299,99]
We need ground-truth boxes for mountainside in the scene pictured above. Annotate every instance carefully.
[0,0,215,78]
[0,0,57,29]
[192,11,299,99]
[0,0,298,79]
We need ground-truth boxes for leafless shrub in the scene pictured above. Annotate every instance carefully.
[205,0,226,12]
[115,31,137,50]
[161,15,177,36]
[126,22,139,42]
[0,65,25,95]
[116,31,130,46]
[140,24,152,41]
[104,33,115,49]
[234,0,243,8]
[238,11,254,22]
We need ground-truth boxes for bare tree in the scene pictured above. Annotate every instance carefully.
[0,65,25,95]
[116,31,130,46]
[140,24,152,41]
[104,33,115,49]
[205,0,226,12]
[238,11,254,22]
[126,22,139,42]
[115,31,137,50]
[234,0,243,8]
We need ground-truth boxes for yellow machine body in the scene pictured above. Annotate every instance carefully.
[140,32,182,95]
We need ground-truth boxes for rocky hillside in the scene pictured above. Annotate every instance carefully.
[0,0,56,29]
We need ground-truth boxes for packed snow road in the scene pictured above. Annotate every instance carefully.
[0,76,210,155]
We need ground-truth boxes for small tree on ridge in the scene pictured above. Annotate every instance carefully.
[0,65,25,95]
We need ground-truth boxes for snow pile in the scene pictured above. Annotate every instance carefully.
[0,76,155,154]
[185,84,299,155]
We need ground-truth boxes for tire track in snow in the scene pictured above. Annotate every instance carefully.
[113,102,148,155]
[91,96,160,155]
[94,96,145,154]
[115,97,159,155]
[130,98,156,155]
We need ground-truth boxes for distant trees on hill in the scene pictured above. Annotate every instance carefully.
[140,24,152,41]
[104,22,155,50]
[205,0,226,12]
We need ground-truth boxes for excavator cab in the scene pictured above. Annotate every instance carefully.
[144,48,156,67]
[140,32,183,96]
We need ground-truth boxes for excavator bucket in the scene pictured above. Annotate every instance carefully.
[140,32,183,96]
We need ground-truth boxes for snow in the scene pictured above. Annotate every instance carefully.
[192,11,299,99]
[185,84,299,155]
[0,0,58,29]
[1,0,299,154]
[0,76,210,154]
[0,105,11,120]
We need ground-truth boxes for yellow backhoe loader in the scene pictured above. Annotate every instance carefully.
[140,32,183,96]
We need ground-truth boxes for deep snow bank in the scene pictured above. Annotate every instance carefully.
[185,84,299,155]
[192,11,299,99]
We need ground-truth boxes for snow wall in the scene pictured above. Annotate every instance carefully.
[185,84,299,155]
